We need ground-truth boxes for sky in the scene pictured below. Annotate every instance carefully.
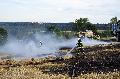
[0,0,120,23]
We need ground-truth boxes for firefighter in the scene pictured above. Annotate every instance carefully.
[39,41,42,47]
[75,37,85,56]
[77,38,83,48]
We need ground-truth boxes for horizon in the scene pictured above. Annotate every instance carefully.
[0,0,120,23]
[0,21,109,24]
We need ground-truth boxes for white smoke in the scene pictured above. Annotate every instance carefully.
[81,37,110,46]
[0,33,110,58]
[0,33,78,58]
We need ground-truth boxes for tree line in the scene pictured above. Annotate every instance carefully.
[0,17,120,45]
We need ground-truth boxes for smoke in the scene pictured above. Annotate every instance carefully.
[0,33,110,58]
[0,33,77,58]
[81,37,110,46]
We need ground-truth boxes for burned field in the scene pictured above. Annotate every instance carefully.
[0,43,120,79]
[43,43,120,76]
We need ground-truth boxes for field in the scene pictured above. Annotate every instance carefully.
[0,43,120,79]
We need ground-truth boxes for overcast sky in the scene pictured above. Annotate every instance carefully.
[0,0,120,23]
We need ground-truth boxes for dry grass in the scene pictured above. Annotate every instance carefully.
[0,66,120,79]
[0,43,120,79]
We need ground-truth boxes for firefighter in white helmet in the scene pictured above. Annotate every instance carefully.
[39,41,42,47]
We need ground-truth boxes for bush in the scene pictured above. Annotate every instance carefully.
[98,30,112,38]
[0,28,8,45]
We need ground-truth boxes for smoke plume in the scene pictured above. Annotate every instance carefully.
[0,33,110,58]
[0,33,77,58]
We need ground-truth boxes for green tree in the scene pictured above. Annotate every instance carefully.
[47,25,63,37]
[86,23,97,33]
[110,17,118,24]
[47,25,74,39]
[47,25,56,32]
[47,25,61,33]
[74,18,97,33]
[0,28,8,45]
[75,18,89,32]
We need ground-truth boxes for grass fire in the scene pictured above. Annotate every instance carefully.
[0,17,120,79]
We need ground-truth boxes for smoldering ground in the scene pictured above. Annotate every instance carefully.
[0,33,110,58]
[0,33,77,58]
